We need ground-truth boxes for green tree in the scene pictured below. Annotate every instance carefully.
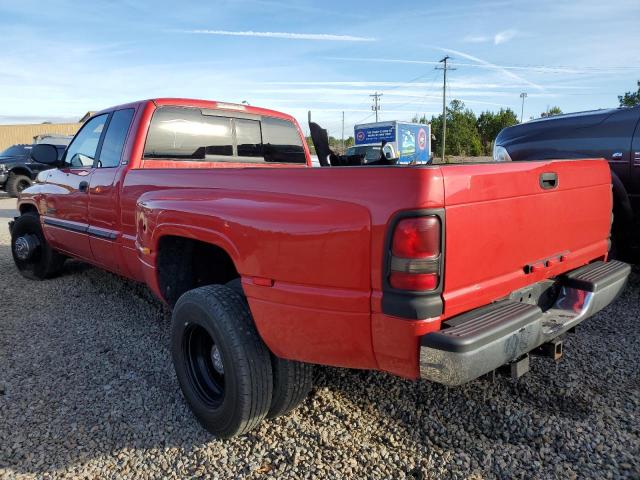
[619,81,640,107]
[447,100,483,157]
[411,114,429,124]
[476,108,519,155]
[541,106,563,117]
[424,100,483,158]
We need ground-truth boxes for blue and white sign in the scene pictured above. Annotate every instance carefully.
[354,123,396,145]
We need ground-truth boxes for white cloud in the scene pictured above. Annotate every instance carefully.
[182,30,375,42]
[462,29,519,45]
[323,56,593,75]
[494,29,518,45]
[435,47,544,91]
[463,35,490,43]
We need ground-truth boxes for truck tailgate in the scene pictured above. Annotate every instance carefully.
[441,159,612,318]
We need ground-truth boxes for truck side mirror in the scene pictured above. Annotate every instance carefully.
[30,144,61,166]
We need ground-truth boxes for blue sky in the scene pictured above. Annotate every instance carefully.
[1,0,640,136]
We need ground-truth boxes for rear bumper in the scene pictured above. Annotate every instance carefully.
[419,260,630,385]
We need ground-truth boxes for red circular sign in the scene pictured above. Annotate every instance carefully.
[418,128,427,150]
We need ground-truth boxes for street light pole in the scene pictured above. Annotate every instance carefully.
[520,92,528,123]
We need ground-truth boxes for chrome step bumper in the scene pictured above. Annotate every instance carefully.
[419,260,631,386]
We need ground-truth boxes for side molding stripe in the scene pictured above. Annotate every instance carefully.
[43,217,117,241]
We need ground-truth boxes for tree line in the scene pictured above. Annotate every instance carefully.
[411,100,519,157]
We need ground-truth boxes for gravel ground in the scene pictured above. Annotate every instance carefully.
[0,195,638,479]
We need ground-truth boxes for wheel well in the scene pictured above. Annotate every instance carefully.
[156,236,239,306]
[9,167,33,179]
[19,204,38,215]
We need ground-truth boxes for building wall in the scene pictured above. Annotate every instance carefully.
[0,123,81,151]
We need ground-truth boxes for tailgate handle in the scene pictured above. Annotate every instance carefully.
[539,172,558,190]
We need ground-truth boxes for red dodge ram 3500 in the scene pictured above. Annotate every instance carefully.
[10,98,630,438]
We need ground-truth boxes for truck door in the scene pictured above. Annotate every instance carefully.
[88,108,136,273]
[42,113,109,261]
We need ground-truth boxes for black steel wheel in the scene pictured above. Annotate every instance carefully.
[183,323,226,407]
[171,284,273,438]
[11,212,65,280]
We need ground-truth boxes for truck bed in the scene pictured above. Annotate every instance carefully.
[120,158,612,377]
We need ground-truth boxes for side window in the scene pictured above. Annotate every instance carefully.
[64,114,108,167]
[144,107,233,160]
[97,108,134,168]
[235,119,262,158]
[262,117,306,163]
[142,107,306,164]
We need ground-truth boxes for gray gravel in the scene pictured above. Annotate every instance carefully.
[0,196,638,479]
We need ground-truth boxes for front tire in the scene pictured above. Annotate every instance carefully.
[171,284,273,438]
[6,174,32,198]
[11,212,65,280]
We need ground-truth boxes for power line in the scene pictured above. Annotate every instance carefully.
[436,56,456,162]
[354,71,438,124]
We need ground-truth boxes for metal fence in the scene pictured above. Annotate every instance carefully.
[0,123,81,151]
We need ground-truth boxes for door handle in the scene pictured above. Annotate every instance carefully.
[611,152,623,160]
[79,181,89,193]
[539,172,558,190]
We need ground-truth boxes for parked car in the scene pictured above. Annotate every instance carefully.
[345,144,382,163]
[11,98,629,438]
[0,136,72,197]
[494,105,640,259]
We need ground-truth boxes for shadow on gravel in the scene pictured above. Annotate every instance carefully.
[1,250,638,479]
[0,247,195,476]
[311,268,640,477]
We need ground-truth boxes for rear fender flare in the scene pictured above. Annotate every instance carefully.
[148,223,241,268]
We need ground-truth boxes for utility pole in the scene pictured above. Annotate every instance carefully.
[436,56,455,162]
[370,92,382,122]
[341,111,345,153]
[520,92,527,123]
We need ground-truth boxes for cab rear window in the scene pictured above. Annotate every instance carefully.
[143,106,305,164]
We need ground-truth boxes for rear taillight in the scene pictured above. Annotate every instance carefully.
[389,216,441,291]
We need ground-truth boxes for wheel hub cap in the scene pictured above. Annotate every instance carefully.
[210,345,224,374]
[14,234,40,261]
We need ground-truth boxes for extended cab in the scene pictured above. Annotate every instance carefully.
[11,98,630,438]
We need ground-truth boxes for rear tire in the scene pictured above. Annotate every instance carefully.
[6,174,32,198]
[225,277,313,418]
[268,355,313,418]
[171,284,273,438]
[11,212,65,280]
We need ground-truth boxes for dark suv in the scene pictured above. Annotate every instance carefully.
[0,137,70,197]
[494,105,640,259]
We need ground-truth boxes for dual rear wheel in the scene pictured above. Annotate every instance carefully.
[171,284,314,438]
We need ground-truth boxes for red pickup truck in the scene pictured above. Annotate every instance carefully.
[10,98,630,438]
